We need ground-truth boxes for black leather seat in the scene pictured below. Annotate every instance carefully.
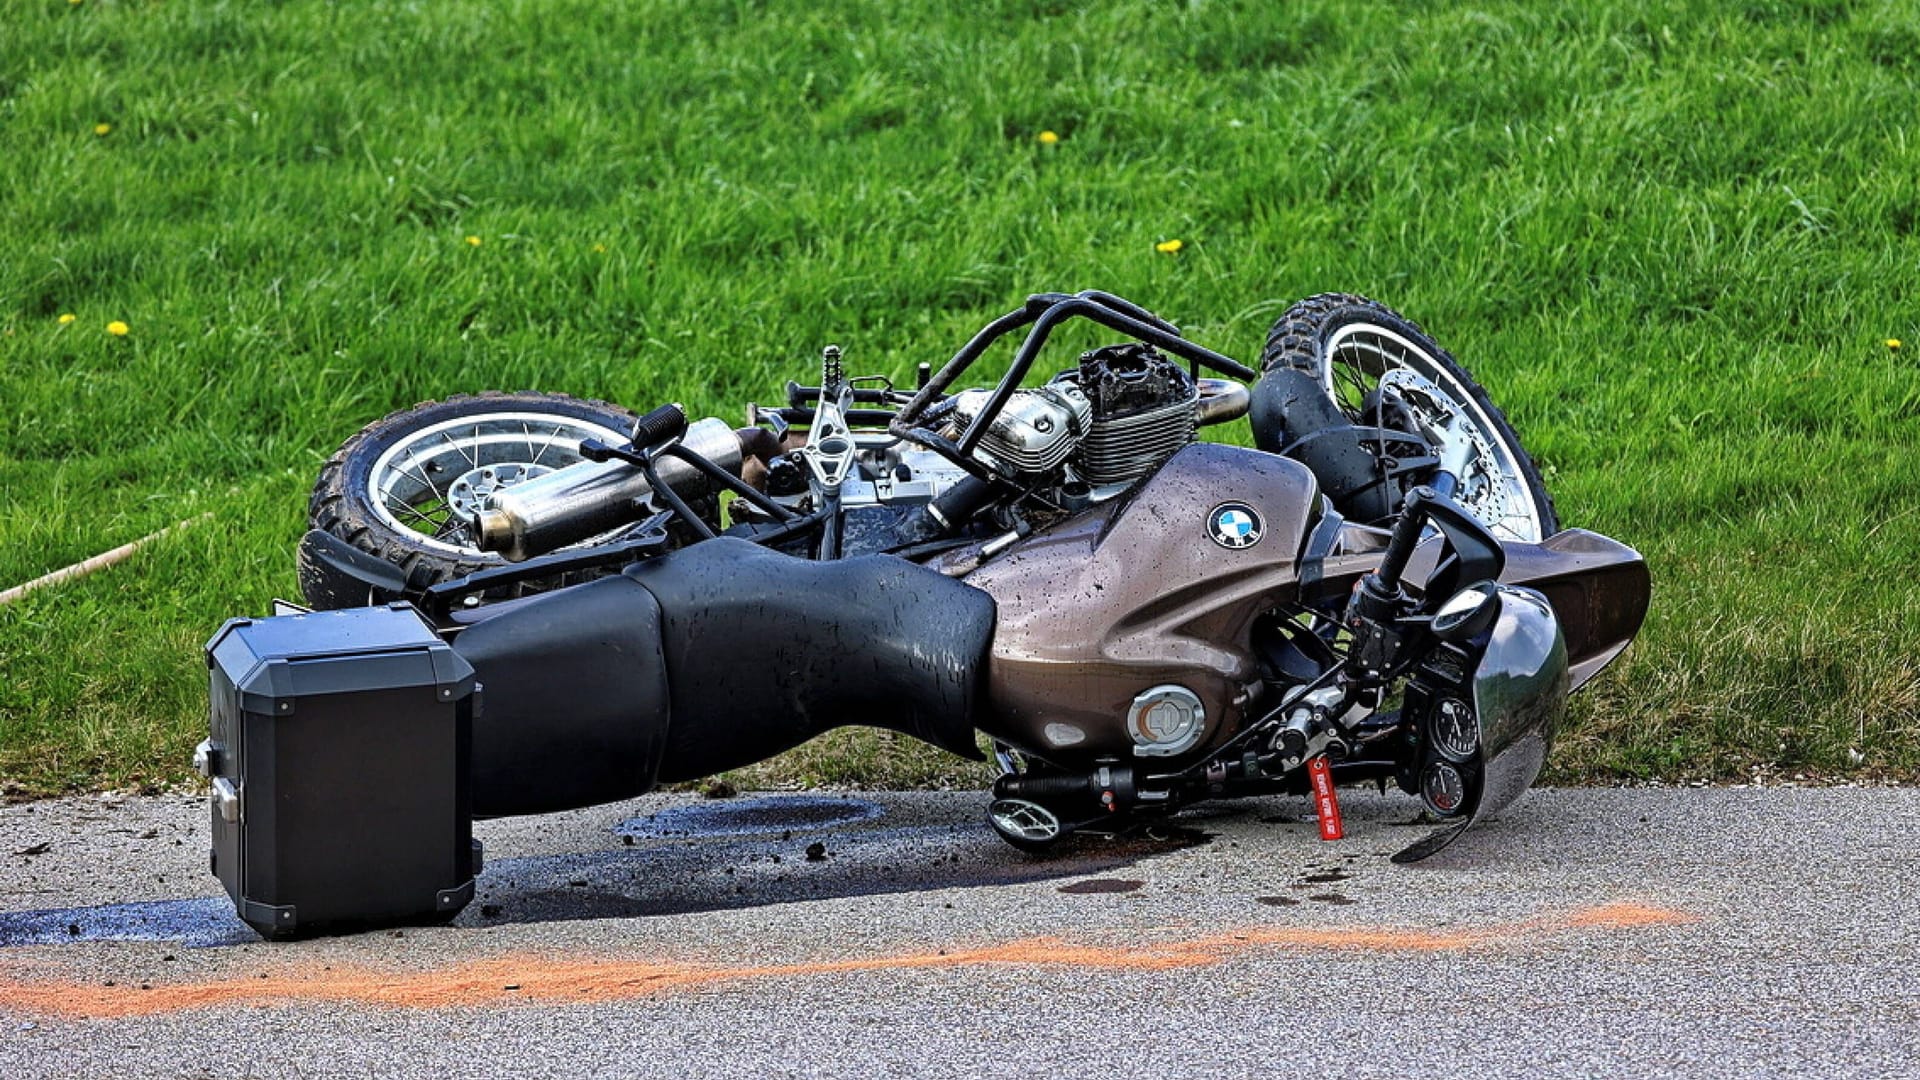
[455,537,994,814]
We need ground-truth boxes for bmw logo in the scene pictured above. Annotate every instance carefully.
[1207,502,1264,550]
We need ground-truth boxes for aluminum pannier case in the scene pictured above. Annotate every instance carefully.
[202,603,478,939]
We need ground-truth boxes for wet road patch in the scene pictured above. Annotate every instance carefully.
[0,899,253,949]
[614,795,887,840]
[1057,878,1144,895]
[0,814,1202,948]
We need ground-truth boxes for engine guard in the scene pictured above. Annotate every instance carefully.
[1393,585,1569,864]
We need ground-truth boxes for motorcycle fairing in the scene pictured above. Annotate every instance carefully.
[1489,529,1648,690]
[1318,527,1646,692]
[1394,584,1569,863]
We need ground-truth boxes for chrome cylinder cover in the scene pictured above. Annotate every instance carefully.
[949,384,1091,476]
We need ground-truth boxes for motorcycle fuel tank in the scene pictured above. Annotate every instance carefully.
[960,442,1322,763]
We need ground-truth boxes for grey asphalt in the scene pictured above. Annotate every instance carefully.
[0,785,1916,1078]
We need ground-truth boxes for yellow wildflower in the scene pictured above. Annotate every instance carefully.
[106,320,129,337]
[94,123,111,136]
[1155,238,1184,254]
[1888,339,1903,351]
[592,243,607,254]
[57,313,76,325]
[465,235,482,247]
[1037,130,1060,145]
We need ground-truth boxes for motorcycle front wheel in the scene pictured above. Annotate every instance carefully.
[301,391,640,609]
[1259,294,1558,543]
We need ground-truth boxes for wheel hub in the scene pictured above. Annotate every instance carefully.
[446,462,554,519]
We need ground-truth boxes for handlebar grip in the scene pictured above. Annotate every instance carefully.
[630,403,689,449]
[1371,485,1435,592]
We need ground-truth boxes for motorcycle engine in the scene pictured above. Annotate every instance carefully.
[745,342,1205,555]
[947,383,1092,477]
[946,342,1200,492]
[1059,343,1199,488]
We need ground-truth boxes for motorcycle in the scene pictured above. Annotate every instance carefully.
[205,290,1647,935]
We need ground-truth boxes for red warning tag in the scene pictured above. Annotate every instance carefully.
[1308,756,1344,841]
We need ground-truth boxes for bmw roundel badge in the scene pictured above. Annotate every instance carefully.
[1207,502,1264,550]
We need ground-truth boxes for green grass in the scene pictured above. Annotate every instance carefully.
[2,0,1918,796]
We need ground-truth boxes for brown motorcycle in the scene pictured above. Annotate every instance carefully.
[203,291,1646,938]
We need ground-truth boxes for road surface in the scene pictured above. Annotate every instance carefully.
[1,785,1916,1077]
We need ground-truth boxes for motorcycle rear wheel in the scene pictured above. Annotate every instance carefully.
[1259,294,1558,542]
[302,391,640,609]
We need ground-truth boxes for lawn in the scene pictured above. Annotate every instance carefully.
[2,0,1917,795]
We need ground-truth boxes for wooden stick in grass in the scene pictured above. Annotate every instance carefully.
[0,512,213,607]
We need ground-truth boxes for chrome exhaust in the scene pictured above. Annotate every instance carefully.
[1194,378,1251,426]
[474,417,747,561]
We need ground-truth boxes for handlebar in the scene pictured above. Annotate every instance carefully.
[1344,474,1506,682]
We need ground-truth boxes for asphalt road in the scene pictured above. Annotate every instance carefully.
[0,785,1915,1078]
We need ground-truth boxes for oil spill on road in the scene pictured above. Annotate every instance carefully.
[0,902,1698,1019]
[1299,870,1351,884]
[0,899,255,949]
[1056,878,1143,895]
[466,821,1203,929]
[0,801,1205,949]
[614,796,886,840]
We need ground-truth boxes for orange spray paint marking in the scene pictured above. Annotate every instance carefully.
[0,902,1694,1020]
[1308,756,1343,840]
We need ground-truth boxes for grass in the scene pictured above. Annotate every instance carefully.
[1,0,1917,796]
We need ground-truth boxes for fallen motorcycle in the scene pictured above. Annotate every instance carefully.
[202,290,1647,938]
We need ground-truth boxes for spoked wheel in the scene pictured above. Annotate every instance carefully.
[1260,295,1557,542]
[302,392,639,608]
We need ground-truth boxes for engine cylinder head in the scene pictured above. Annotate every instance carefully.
[1064,343,1199,486]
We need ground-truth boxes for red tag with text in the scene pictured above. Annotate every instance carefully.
[1308,756,1344,841]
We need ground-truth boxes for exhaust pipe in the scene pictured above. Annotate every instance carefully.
[473,417,748,561]
[1194,378,1251,427]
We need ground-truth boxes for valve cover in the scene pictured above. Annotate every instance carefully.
[949,384,1091,476]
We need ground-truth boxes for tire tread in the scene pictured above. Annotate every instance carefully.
[1258,294,1559,535]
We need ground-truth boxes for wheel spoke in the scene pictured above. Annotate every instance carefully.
[531,422,564,467]
[442,428,479,470]
[431,514,468,542]
[400,447,446,506]
[383,496,442,532]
